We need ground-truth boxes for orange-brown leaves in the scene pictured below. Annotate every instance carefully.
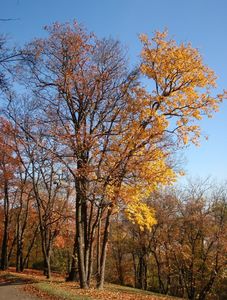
[0,118,19,183]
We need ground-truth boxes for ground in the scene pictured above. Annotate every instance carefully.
[0,269,182,300]
[0,274,40,300]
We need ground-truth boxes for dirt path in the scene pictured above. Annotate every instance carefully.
[0,277,41,300]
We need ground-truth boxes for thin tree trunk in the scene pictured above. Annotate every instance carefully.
[96,217,101,280]
[16,221,22,272]
[1,182,9,270]
[82,199,89,281]
[22,224,39,271]
[7,235,16,267]
[132,253,138,288]
[43,255,51,279]
[87,237,94,286]
[96,206,112,289]
[76,187,88,289]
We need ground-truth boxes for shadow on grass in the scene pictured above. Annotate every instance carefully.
[0,273,36,287]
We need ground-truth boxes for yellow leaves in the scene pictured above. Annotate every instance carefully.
[120,151,175,194]
[105,184,119,202]
[104,147,176,230]
[125,201,156,231]
[137,158,176,187]
[182,135,188,145]
[192,111,202,120]
[139,30,225,146]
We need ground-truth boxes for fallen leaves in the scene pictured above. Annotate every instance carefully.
[0,270,181,300]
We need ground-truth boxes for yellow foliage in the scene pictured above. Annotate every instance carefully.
[125,201,157,231]
[140,30,224,146]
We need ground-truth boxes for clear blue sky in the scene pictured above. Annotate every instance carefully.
[1,0,227,181]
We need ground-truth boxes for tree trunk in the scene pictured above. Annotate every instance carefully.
[67,238,79,281]
[1,182,9,270]
[96,206,112,289]
[43,255,51,279]
[46,258,51,279]
[16,222,23,272]
[138,256,144,289]
[22,225,39,271]
[96,217,101,284]
[132,253,138,288]
[87,238,94,286]
[76,186,88,289]
[1,225,8,270]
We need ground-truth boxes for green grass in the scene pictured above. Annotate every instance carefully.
[107,283,155,294]
[106,283,180,299]
[33,282,93,300]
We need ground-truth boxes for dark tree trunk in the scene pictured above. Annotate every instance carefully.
[67,237,79,281]
[16,222,24,272]
[138,256,143,289]
[22,225,39,271]
[96,217,101,282]
[76,183,88,289]
[43,255,51,279]
[1,182,9,270]
[87,238,94,286]
[96,206,112,289]
[132,253,138,288]
[1,226,9,270]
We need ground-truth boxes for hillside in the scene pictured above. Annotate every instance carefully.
[0,269,182,300]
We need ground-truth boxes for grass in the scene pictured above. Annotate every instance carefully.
[0,272,94,300]
[0,269,182,300]
[34,282,93,300]
[106,283,178,299]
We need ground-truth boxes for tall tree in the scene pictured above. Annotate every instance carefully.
[10,23,224,289]
[0,118,19,270]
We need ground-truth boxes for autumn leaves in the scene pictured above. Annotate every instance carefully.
[0,22,225,290]
[140,30,223,146]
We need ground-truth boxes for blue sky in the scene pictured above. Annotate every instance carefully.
[1,0,227,181]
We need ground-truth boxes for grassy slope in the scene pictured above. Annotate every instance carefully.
[0,269,182,300]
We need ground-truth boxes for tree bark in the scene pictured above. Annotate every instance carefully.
[67,237,79,281]
[76,182,88,289]
[1,182,9,270]
[96,206,112,289]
